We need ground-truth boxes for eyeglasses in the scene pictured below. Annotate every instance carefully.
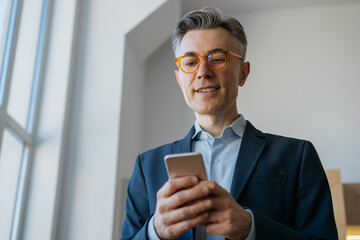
[175,50,243,74]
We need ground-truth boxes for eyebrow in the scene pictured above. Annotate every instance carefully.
[183,48,226,56]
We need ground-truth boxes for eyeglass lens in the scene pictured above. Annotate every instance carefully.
[180,52,227,73]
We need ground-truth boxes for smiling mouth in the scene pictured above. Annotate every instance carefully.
[196,87,220,93]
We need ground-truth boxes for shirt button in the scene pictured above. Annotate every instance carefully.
[215,158,220,163]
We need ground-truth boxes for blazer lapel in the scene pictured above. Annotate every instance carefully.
[230,121,266,201]
[170,126,194,154]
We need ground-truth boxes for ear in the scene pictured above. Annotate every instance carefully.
[238,61,250,87]
[175,70,182,88]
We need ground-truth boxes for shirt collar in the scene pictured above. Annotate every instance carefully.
[192,115,247,140]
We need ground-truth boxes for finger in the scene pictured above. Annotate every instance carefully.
[204,196,246,220]
[204,195,235,210]
[165,198,213,225]
[205,209,226,224]
[197,180,230,196]
[158,176,199,198]
[165,184,211,210]
[164,212,209,238]
[205,221,230,237]
[205,211,252,239]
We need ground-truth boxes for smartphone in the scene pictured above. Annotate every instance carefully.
[164,152,207,181]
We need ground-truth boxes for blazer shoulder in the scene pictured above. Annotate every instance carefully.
[264,132,308,143]
[138,141,175,161]
[245,121,313,149]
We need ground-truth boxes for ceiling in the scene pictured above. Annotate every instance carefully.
[181,0,360,14]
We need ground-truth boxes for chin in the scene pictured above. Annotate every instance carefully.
[195,107,221,115]
[190,102,223,115]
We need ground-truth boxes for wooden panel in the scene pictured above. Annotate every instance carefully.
[344,183,360,225]
[326,169,347,240]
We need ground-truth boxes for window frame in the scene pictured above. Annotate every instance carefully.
[0,0,53,239]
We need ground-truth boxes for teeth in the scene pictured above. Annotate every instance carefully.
[198,88,217,92]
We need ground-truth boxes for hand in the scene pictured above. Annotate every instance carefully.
[199,181,252,240]
[153,176,212,239]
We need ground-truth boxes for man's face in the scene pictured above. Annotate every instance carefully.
[175,27,250,119]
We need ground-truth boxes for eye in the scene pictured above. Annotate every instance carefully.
[210,58,225,63]
[209,53,226,64]
[183,57,198,66]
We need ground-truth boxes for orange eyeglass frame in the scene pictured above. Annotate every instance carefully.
[175,50,243,74]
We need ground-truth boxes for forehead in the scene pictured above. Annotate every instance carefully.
[177,27,237,56]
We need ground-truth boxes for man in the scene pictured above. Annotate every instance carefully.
[121,7,338,240]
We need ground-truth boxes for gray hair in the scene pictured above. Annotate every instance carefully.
[172,7,248,58]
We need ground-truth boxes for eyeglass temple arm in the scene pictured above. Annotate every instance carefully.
[228,51,243,60]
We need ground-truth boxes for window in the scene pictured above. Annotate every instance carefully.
[0,0,51,239]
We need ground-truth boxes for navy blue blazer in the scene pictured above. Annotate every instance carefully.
[121,121,338,239]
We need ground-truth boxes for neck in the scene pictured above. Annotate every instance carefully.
[195,110,240,137]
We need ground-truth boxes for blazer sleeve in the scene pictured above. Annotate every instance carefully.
[252,141,338,240]
[120,154,152,240]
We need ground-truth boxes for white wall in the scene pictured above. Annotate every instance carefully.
[116,1,181,235]
[55,0,170,239]
[144,3,360,182]
[236,3,360,182]
[143,39,194,151]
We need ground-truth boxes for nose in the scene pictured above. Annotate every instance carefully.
[196,56,213,79]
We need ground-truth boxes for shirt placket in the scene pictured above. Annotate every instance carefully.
[210,138,221,183]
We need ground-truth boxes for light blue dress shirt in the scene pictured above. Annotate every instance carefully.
[148,115,255,239]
